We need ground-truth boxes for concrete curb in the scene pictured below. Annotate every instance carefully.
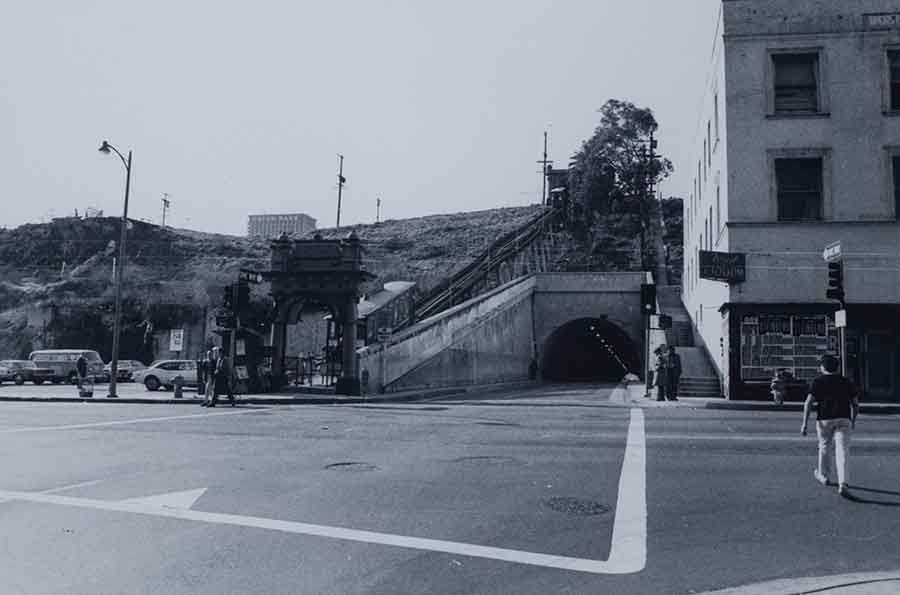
[0,382,536,406]
[698,571,900,595]
[703,400,900,415]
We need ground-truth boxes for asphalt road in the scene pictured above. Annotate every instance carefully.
[1,384,898,594]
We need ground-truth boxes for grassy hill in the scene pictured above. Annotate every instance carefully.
[0,206,546,359]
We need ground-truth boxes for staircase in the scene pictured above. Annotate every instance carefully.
[656,287,722,398]
[678,376,722,398]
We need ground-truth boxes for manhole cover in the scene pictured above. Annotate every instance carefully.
[542,497,610,516]
[323,462,378,472]
[453,455,524,466]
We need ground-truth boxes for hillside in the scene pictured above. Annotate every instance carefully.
[0,206,546,359]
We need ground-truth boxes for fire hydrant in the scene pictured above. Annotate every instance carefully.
[173,375,184,399]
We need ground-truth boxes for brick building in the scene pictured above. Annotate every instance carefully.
[684,0,900,401]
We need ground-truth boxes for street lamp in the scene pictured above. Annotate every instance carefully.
[98,140,132,398]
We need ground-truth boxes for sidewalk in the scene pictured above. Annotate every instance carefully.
[699,571,900,595]
[624,383,900,414]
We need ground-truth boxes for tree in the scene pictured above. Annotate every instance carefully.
[567,99,673,269]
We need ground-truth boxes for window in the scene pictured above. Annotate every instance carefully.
[775,158,823,220]
[893,155,900,219]
[715,184,721,235]
[703,141,707,180]
[888,49,900,111]
[773,52,819,113]
[714,94,720,141]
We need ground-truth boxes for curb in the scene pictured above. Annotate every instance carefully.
[0,383,530,406]
[698,571,900,595]
[703,400,900,415]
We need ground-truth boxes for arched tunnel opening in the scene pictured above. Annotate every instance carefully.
[540,317,641,382]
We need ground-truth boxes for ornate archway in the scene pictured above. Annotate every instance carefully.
[261,233,374,395]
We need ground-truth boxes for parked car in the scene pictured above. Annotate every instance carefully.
[132,360,198,391]
[0,360,55,385]
[100,360,147,383]
[28,349,105,384]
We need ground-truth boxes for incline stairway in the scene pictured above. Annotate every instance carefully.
[656,285,722,399]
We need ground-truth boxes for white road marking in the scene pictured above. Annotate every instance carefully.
[0,409,648,575]
[0,408,266,434]
[0,477,109,505]
[120,488,207,510]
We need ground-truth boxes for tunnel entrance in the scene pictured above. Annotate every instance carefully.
[540,317,640,382]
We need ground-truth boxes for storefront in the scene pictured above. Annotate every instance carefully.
[723,303,900,402]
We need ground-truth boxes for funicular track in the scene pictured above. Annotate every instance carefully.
[407,207,562,326]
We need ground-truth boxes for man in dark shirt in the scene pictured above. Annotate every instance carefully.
[801,354,859,496]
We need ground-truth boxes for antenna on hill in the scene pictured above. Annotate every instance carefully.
[536,130,553,206]
[376,197,381,224]
[161,193,171,228]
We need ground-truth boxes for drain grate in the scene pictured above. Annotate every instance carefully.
[323,462,378,472]
[542,497,610,516]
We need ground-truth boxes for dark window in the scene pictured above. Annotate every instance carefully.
[776,158,823,220]
[889,50,900,111]
[773,53,819,113]
[893,156,900,218]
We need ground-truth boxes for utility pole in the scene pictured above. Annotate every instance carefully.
[639,131,658,272]
[161,193,171,228]
[376,197,381,224]
[335,154,345,229]
[536,131,552,206]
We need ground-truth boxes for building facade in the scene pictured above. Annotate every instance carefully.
[684,0,900,401]
[247,213,317,239]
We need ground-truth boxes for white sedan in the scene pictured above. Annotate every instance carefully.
[132,360,198,391]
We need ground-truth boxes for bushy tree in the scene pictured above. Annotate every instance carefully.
[567,100,673,269]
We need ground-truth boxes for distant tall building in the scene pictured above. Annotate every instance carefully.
[247,213,317,239]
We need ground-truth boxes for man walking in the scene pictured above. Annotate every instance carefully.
[665,345,682,401]
[801,354,859,497]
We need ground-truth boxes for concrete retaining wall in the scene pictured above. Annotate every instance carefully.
[358,276,536,393]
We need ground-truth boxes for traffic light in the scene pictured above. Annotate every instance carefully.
[236,281,251,311]
[222,284,234,311]
[640,283,656,314]
[826,260,844,303]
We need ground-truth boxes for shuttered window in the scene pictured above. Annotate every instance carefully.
[773,53,819,113]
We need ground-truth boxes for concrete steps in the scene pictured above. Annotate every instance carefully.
[679,376,722,398]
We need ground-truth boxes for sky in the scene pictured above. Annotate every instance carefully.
[2,0,721,236]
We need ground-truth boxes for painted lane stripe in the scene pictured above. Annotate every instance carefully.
[0,408,266,434]
[607,408,646,571]
[0,409,647,575]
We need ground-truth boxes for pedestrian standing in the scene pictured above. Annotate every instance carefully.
[654,346,668,401]
[201,349,216,407]
[801,354,859,497]
[665,345,682,401]
[75,354,87,391]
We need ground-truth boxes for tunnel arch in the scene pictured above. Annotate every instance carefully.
[540,317,641,382]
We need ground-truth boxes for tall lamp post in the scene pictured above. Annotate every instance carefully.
[98,140,132,398]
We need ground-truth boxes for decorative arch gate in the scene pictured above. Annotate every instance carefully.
[261,233,374,395]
